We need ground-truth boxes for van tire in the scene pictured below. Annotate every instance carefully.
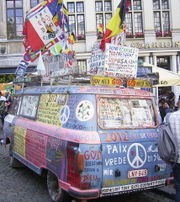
[47,171,71,202]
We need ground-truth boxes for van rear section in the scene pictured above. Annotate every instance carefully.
[65,92,172,199]
[99,129,171,196]
[97,95,172,196]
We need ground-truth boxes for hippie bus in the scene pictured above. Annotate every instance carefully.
[3,80,172,202]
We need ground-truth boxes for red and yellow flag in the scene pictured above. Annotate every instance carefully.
[98,24,104,33]
[100,0,128,51]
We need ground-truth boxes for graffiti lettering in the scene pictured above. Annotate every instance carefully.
[105,156,126,166]
[106,144,127,154]
[81,175,99,182]
[84,151,102,160]
[104,169,113,175]
[103,132,128,142]
[147,154,161,162]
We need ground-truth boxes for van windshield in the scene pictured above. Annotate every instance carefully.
[98,97,156,129]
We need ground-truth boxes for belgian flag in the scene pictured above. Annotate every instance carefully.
[100,0,128,51]
[68,32,76,44]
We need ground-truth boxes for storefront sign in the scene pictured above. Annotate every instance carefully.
[129,41,180,49]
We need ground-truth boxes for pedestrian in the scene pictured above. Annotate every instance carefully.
[164,100,180,202]
[167,89,175,109]
[4,92,12,115]
[0,91,6,128]
[159,99,173,122]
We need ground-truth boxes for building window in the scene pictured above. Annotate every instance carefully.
[6,0,23,39]
[77,60,87,75]
[153,0,171,37]
[95,0,112,39]
[125,0,144,38]
[67,2,85,40]
[157,56,170,70]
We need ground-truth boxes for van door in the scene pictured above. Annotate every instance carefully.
[97,96,172,196]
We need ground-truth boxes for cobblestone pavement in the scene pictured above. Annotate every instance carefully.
[0,144,175,202]
[0,145,51,202]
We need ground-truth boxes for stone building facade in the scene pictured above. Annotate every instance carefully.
[0,0,180,101]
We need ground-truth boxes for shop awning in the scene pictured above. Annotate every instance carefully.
[0,66,36,74]
[143,63,180,87]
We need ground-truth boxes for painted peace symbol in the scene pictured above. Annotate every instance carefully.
[59,105,70,124]
[76,100,94,122]
[127,143,147,169]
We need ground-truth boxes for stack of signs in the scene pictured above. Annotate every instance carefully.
[87,43,139,78]
[42,54,78,78]
[87,42,105,75]
[16,0,76,78]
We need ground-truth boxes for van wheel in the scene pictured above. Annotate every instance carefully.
[47,171,71,202]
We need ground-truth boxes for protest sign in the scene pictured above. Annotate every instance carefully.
[104,44,138,78]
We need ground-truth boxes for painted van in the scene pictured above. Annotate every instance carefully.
[3,84,172,202]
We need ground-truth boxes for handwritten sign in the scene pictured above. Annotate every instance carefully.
[19,95,39,118]
[14,126,27,157]
[90,76,123,86]
[87,47,105,75]
[37,94,66,126]
[104,44,139,78]
[127,79,152,88]
[26,130,48,167]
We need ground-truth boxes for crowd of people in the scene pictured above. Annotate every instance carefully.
[0,91,12,128]
[158,90,178,122]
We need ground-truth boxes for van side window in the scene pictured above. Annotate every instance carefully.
[8,95,20,115]
[98,97,156,129]
[19,95,39,119]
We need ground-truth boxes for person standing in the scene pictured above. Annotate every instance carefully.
[159,99,173,122]
[0,91,6,127]
[167,90,175,109]
[165,100,180,202]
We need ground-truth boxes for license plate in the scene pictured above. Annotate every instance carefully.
[128,169,148,178]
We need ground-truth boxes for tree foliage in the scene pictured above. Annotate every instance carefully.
[0,74,15,83]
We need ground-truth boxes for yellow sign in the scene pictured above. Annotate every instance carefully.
[127,80,151,88]
[14,126,27,157]
[91,76,123,86]
[37,94,64,126]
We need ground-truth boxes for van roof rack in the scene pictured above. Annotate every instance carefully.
[12,71,159,89]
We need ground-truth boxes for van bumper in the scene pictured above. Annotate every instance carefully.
[166,177,174,185]
[60,180,100,199]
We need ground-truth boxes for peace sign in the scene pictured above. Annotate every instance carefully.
[127,143,147,169]
[59,105,70,124]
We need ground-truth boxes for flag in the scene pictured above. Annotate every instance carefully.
[100,0,128,51]
[67,32,76,44]
[15,60,30,77]
[98,24,104,33]
[37,52,46,75]
[16,0,71,77]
